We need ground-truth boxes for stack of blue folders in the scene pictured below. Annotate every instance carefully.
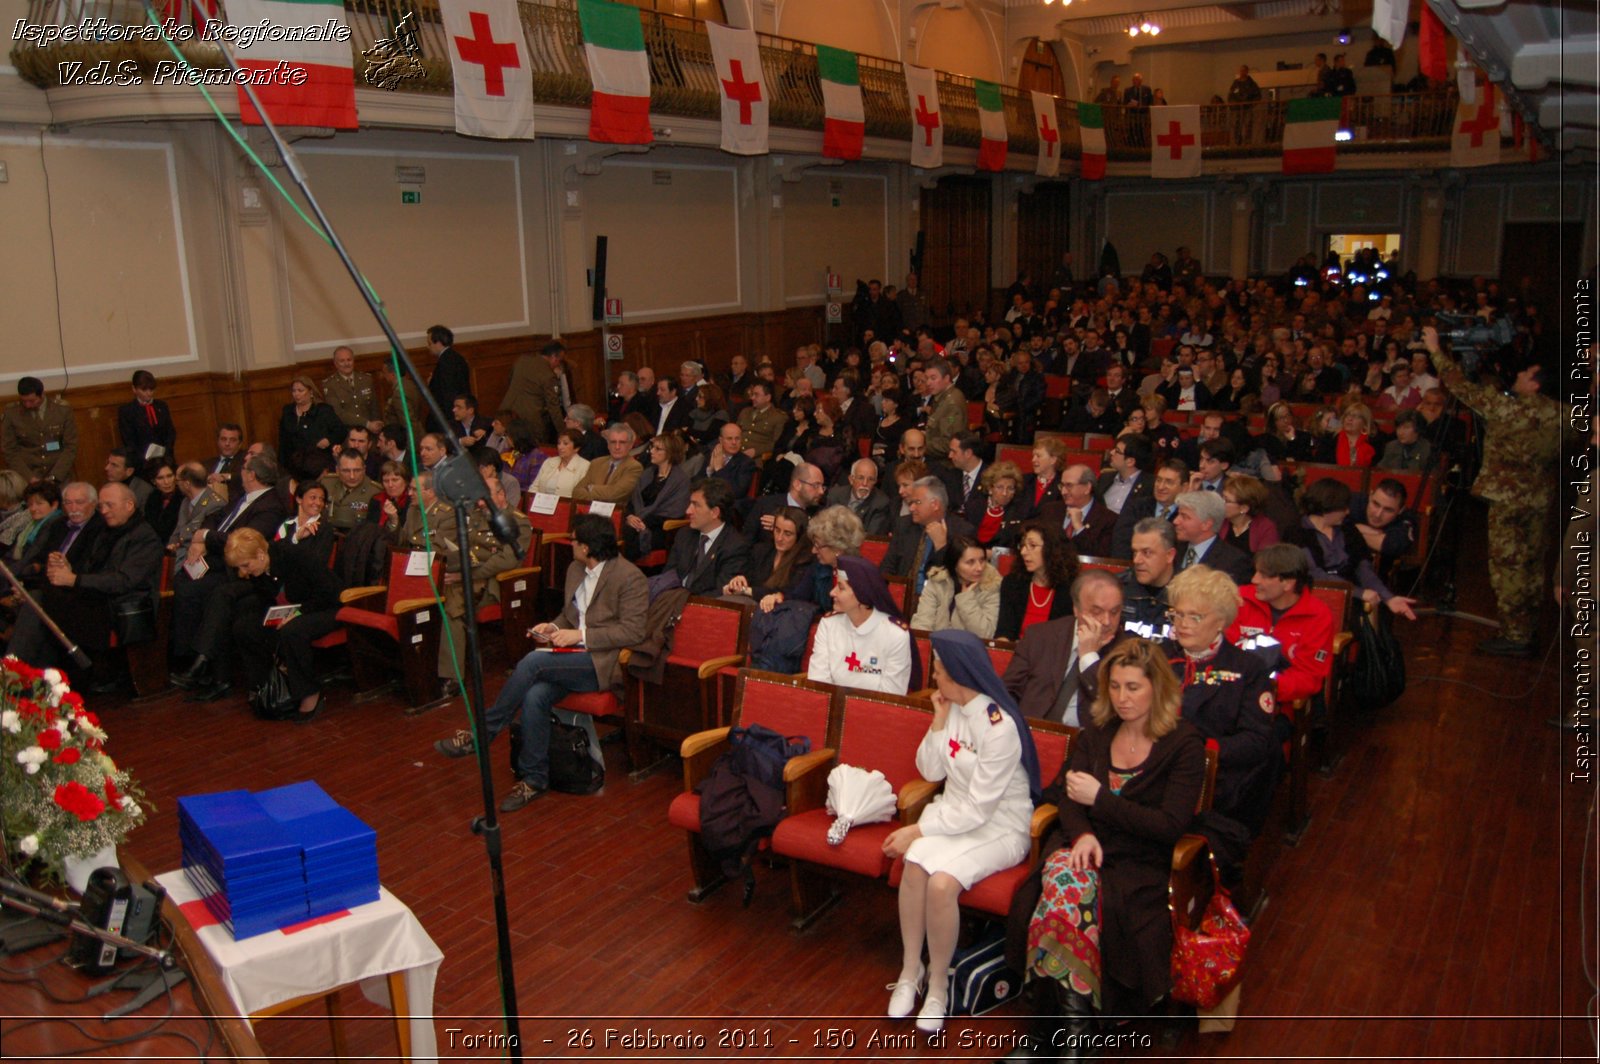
[178,782,379,940]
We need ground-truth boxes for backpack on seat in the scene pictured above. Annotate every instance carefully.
[695,724,811,904]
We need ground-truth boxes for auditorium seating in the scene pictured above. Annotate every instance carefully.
[633,596,752,775]
[334,550,446,710]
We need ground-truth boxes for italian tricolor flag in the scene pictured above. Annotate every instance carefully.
[817,45,864,160]
[1282,96,1341,174]
[228,0,356,128]
[578,0,653,145]
[1077,102,1106,180]
[975,79,1007,171]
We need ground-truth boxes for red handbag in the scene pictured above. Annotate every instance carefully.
[1170,857,1250,1009]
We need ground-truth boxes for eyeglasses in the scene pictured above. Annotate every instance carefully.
[1165,609,1212,626]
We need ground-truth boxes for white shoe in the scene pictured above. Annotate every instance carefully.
[915,993,947,1034]
[886,965,926,1019]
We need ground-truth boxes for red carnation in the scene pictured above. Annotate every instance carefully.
[36,728,62,751]
[17,698,43,719]
[80,709,98,726]
[62,692,85,711]
[54,748,81,765]
[53,781,106,822]
[103,778,123,810]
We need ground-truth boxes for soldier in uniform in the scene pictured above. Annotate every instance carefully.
[922,357,969,461]
[379,362,425,446]
[737,380,785,458]
[1425,325,1565,656]
[499,341,565,445]
[319,451,382,531]
[322,346,381,432]
[3,377,78,483]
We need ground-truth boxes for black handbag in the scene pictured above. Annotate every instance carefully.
[1347,606,1406,710]
[111,595,157,646]
[249,660,298,720]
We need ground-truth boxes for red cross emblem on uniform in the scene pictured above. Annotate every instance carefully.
[949,738,961,758]
[845,652,862,672]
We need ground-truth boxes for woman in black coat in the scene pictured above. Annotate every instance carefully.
[1006,638,1205,1053]
[993,520,1077,641]
[142,459,182,546]
[278,376,346,480]
[222,526,346,721]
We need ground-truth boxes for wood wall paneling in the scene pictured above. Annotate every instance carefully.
[1017,181,1073,300]
[921,175,994,328]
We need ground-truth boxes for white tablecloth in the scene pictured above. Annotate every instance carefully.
[157,870,443,1062]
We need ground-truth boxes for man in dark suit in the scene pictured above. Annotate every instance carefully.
[8,482,162,688]
[663,478,750,596]
[1042,463,1117,558]
[1122,72,1154,106]
[832,376,878,443]
[1004,569,1129,725]
[945,431,987,517]
[703,422,757,500]
[1102,364,1140,420]
[116,370,176,464]
[825,459,896,536]
[1096,434,1155,516]
[425,324,471,432]
[1111,457,1187,558]
[29,481,104,590]
[653,376,693,440]
[1172,490,1253,584]
[1063,389,1121,436]
[449,394,494,450]
[171,454,289,667]
[204,422,248,502]
[748,462,828,534]
[436,513,650,810]
[880,476,973,593]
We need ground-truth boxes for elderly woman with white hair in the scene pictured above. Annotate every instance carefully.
[1157,564,1279,843]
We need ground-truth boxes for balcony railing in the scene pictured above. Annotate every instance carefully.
[11,0,1471,164]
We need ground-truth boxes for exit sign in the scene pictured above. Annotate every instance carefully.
[401,190,421,205]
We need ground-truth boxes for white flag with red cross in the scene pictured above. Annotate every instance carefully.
[905,65,943,169]
[707,22,768,155]
[1451,82,1502,167]
[1150,105,1202,178]
[1031,91,1061,177]
[440,0,535,140]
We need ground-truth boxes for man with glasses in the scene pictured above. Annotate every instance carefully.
[1004,569,1127,725]
[571,424,643,504]
[880,476,972,593]
[750,462,827,534]
[825,458,894,535]
[1110,458,1187,558]
[1096,434,1154,515]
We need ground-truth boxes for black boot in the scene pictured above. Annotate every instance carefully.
[999,1014,1060,1064]
[1056,988,1098,1061]
[170,655,211,691]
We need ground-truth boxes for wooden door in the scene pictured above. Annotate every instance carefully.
[920,175,992,328]
[1018,182,1073,303]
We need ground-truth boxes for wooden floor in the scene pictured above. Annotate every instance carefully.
[5,507,1595,1061]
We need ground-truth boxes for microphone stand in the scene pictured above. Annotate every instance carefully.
[0,556,93,671]
[141,5,523,1052]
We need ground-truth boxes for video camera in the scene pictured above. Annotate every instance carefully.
[1434,311,1515,374]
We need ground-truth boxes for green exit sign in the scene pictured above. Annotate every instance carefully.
[401,190,420,205]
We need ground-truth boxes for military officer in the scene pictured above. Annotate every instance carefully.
[922,356,968,460]
[737,380,785,458]
[322,346,380,431]
[380,362,425,444]
[319,451,382,531]
[1426,326,1565,657]
[499,341,565,445]
[3,377,78,482]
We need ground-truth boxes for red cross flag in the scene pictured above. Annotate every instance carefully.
[440,0,534,139]
[1031,90,1061,178]
[707,22,768,155]
[1451,82,1501,167]
[1150,104,1201,178]
[905,64,943,169]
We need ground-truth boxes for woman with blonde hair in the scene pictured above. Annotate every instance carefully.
[1008,637,1206,1056]
[1022,436,1067,518]
[277,375,345,478]
[1334,401,1376,468]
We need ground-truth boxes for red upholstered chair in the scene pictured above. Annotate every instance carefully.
[1065,449,1104,472]
[633,597,752,775]
[912,719,1076,917]
[667,670,838,901]
[966,400,986,430]
[1034,431,1081,451]
[859,536,891,568]
[335,550,446,709]
[1298,463,1369,496]
[1168,744,1222,928]
[984,638,1017,678]
[858,437,873,460]
[473,534,544,668]
[112,554,173,699]
[995,551,1015,576]
[1080,556,1130,575]
[770,688,935,929]
[1041,375,1072,430]
[794,616,824,676]
[1084,433,1117,453]
[1150,337,1175,362]
[1376,470,1436,570]
[524,497,575,596]
[884,574,912,618]
[635,518,689,573]
[997,444,1033,470]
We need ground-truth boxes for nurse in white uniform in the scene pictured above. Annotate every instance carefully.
[806,554,915,694]
[881,628,1041,1034]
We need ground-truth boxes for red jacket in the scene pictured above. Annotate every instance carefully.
[1335,432,1375,468]
[1228,585,1336,707]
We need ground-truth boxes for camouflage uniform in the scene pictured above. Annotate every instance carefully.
[322,370,381,429]
[924,383,968,458]
[439,506,528,680]
[2,397,78,481]
[1431,346,1564,643]
[318,474,382,530]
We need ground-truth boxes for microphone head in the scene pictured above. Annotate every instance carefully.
[489,509,521,546]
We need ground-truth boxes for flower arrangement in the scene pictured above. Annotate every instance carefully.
[1,656,148,883]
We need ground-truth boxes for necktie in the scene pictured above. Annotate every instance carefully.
[1158,503,1172,520]
[1182,545,1198,569]
[963,472,974,500]
[687,534,712,584]
[1047,652,1081,724]
[60,522,84,554]
[219,494,249,532]
[145,403,158,427]
[607,459,619,481]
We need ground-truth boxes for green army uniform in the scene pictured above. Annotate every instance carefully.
[2,397,78,481]
[384,376,426,442]
[322,370,381,429]
[738,405,785,457]
[924,384,968,457]
[1431,345,1564,644]
[319,474,383,531]
[438,506,528,681]
[500,353,562,444]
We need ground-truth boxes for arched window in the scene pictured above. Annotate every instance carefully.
[1018,37,1064,96]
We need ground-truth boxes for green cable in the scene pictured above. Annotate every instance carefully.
[139,6,475,713]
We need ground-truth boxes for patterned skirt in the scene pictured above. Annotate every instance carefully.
[1025,851,1103,1008]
